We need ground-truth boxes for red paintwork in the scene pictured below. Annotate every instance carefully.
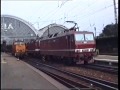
[75,43,95,49]
[26,40,36,52]
[26,30,96,64]
[39,30,96,58]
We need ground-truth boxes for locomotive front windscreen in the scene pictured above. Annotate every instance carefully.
[75,33,94,41]
[84,34,94,41]
[75,34,84,41]
[14,42,25,45]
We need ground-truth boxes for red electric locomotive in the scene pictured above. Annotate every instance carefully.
[39,22,96,64]
[26,39,40,57]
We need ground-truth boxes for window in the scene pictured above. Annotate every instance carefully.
[85,34,94,41]
[75,34,84,41]
[49,34,53,38]
[53,33,58,37]
[75,33,94,41]
[14,42,19,45]
[14,42,24,45]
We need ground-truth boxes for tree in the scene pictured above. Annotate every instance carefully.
[99,23,118,37]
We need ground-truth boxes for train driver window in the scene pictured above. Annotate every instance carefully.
[85,34,94,41]
[14,42,18,45]
[20,42,24,45]
[75,34,84,41]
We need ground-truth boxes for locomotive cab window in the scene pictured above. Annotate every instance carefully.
[75,34,84,41]
[85,34,94,41]
[20,42,25,45]
[14,42,25,45]
[14,42,18,45]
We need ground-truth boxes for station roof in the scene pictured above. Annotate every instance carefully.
[38,23,68,37]
[1,15,38,44]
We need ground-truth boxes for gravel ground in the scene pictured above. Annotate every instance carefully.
[61,66,118,83]
[49,63,118,84]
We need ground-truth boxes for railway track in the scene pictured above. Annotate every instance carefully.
[78,64,118,75]
[23,58,95,90]
[8,53,118,75]
[91,64,118,70]
[22,57,118,90]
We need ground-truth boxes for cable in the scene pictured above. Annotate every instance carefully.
[38,2,99,22]
[66,0,98,15]
[40,4,115,24]
[40,7,59,21]
[38,2,117,29]
[59,0,70,8]
[66,4,114,23]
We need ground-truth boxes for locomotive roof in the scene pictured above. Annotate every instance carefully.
[40,30,94,41]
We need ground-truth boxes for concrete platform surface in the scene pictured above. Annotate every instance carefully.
[95,55,118,60]
[1,53,69,90]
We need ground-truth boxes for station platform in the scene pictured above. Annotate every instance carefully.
[1,53,69,90]
[95,55,118,60]
[95,55,118,63]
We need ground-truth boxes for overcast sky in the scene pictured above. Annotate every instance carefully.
[1,0,118,36]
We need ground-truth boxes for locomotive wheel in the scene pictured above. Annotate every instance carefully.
[20,55,24,59]
[12,53,14,56]
[63,58,73,65]
[84,60,88,64]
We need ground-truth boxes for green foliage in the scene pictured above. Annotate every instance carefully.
[99,23,118,37]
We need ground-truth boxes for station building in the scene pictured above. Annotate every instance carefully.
[38,23,68,38]
[1,15,38,45]
[1,15,69,45]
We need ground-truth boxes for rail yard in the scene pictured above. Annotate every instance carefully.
[1,0,118,89]
[1,52,118,90]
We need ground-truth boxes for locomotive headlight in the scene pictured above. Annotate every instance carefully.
[79,49,82,52]
[75,49,78,52]
[90,48,95,52]
[75,49,82,53]
[88,49,91,52]
[75,49,79,53]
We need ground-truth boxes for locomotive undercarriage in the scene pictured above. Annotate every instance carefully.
[13,52,25,59]
[40,53,94,65]
[75,53,95,64]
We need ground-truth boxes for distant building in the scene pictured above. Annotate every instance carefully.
[1,15,38,45]
[38,23,68,38]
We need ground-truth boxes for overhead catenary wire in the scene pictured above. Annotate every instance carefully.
[65,0,98,16]
[36,1,118,30]
[65,0,116,21]
[38,4,115,24]
[79,4,116,20]
[52,0,108,22]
